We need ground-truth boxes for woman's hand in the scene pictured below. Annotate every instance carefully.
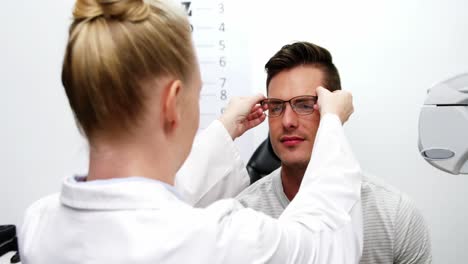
[218,94,267,139]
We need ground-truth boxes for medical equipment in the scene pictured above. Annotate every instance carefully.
[418,73,468,174]
[0,225,20,263]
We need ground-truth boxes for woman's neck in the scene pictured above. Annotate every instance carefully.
[86,137,176,185]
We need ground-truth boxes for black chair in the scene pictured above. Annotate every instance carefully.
[0,225,21,263]
[246,135,281,184]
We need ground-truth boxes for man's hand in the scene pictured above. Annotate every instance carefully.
[315,86,354,124]
[218,94,267,139]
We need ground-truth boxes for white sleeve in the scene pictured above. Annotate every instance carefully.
[175,120,250,207]
[207,114,363,264]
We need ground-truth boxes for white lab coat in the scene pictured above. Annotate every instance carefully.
[175,120,250,207]
[19,114,362,264]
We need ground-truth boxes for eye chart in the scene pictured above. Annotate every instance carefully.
[180,0,256,161]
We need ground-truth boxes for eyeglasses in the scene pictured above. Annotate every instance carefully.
[261,95,318,117]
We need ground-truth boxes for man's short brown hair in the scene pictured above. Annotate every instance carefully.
[265,41,341,92]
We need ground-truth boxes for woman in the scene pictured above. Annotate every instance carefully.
[19,0,362,263]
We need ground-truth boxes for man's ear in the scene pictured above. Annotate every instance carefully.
[161,80,183,134]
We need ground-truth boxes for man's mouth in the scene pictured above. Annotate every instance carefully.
[280,136,305,147]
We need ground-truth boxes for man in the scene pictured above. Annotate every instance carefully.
[236,41,432,263]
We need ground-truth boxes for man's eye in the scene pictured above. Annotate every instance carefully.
[296,101,314,110]
[270,104,283,113]
[299,103,314,109]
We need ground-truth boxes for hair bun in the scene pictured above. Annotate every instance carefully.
[73,0,150,22]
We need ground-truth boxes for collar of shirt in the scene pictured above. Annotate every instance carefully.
[60,175,184,211]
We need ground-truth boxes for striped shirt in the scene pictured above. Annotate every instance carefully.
[236,168,432,263]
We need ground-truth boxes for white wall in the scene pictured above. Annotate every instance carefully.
[1,0,467,263]
[1,0,84,222]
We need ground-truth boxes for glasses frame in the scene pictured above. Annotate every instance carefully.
[260,95,318,117]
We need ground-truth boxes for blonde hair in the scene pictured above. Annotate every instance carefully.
[62,0,195,139]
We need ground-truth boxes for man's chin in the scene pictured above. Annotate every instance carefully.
[279,157,310,169]
[273,146,312,167]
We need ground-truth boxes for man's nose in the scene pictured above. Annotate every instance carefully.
[281,103,298,130]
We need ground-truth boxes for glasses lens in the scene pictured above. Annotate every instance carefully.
[263,100,284,117]
[292,96,316,115]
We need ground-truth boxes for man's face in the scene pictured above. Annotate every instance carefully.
[268,65,324,168]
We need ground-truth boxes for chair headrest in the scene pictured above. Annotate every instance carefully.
[246,136,281,184]
[0,225,19,259]
[0,225,16,242]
